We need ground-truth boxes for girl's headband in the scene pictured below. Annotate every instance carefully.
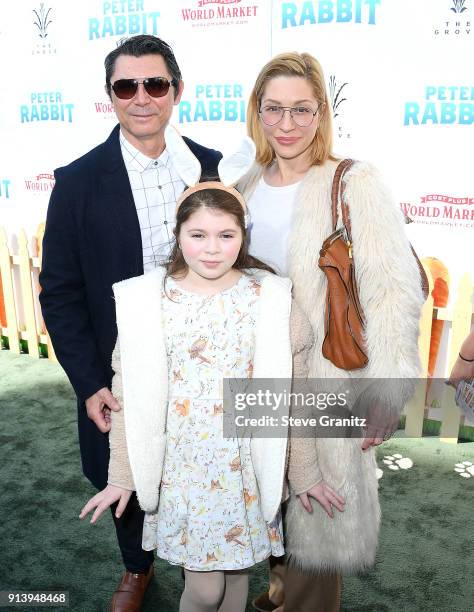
[164,125,255,227]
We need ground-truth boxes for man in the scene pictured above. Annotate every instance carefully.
[39,35,221,612]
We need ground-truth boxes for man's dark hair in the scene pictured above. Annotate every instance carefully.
[104,35,182,99]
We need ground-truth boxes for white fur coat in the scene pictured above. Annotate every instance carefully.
[239,160,424,572]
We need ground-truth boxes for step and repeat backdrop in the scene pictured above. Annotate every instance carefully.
[0,0,472,297]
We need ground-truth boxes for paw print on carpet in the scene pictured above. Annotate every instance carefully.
[383,454,414,470]
[454,461,474,478]
[377,454,413,479]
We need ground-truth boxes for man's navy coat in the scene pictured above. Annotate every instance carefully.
[39,124,221,488]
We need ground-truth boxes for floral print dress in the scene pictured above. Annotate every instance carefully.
[142,273,284,570]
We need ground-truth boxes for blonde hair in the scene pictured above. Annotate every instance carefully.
[247,52,335,167]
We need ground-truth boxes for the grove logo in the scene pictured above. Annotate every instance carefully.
[328,75,351,140]
[32,3,56,54]
[329,75,348,119]
[33,3,52,38]
[433,0,470,36]
[451,0,468,13]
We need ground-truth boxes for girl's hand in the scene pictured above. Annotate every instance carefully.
[449,357,474,386]
[298,481,345,518]
[79,485,132,524]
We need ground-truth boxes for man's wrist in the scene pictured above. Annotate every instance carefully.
[459,352,474,363]
[79,380,109,404]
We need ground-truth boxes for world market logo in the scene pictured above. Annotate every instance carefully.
[94,100,115,120]
[0,179,11,199]
[178,83,246,123]
[433,0,470,36]
[24,173,55,193]
[89,1,160,40]
[198,0,242,5]
[181,0,258,26]
[20,92,74,123]
[401,194,474,229]
[281,0,382,29]
[404,86,473,125]
[32,3,56,55]
[328,75,351,140]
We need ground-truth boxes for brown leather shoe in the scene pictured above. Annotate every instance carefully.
[110,565,154,612]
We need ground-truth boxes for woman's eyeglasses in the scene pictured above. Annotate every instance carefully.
[259,105,319,127]
[111,76,178,100]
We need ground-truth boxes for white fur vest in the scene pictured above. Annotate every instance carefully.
[240,160,424,572]
[112,267,293,523]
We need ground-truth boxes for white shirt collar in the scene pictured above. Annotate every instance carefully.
[119,130,170,173]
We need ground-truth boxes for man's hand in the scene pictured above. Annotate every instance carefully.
[85,387,120,433]
[298,481,345,518]
[79,485,132,524]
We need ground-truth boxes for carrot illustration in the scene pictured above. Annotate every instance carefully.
[424,257,449,379]
[0,273,6,329]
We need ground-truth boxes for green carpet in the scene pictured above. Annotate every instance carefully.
[1,350,473,611]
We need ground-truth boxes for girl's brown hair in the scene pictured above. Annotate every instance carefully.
[247,51,336,167]
[165,187,275,284]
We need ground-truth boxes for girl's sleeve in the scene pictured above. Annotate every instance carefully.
[288,300,323,494]
[108,339,135,491]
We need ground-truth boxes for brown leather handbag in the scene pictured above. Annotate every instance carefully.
[319,159,367,370]
[318,159,429,371]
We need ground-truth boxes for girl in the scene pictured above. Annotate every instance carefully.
[238,52,425,611]
[80,172,315,612]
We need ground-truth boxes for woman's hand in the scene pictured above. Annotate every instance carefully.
[298,481,345,518]
[448,330,474,386]
[361,399,400,450]
[79,484,132,524]
[449,357,474,386]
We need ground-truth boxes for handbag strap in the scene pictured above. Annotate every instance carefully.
[331,158,355,237]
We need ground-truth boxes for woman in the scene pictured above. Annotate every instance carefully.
[238,52,425,612]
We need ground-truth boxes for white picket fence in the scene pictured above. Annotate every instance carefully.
[1,225,472,441]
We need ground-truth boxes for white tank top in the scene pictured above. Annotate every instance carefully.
[247,176,300,276]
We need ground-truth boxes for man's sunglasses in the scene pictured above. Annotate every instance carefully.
[111,76,178,100]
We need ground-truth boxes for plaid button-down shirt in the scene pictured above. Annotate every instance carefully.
[120,132,186,272]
